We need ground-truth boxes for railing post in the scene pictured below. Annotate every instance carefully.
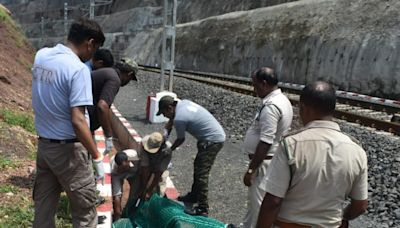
[160,0,177,92]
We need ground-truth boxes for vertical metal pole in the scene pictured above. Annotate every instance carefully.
[90,0,95,19]
[64,2,68,36]
[168,0,177,92]
[41,16,45,47]
[160,0,167,91]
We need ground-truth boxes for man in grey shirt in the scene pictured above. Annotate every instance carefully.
[157,96,225,216]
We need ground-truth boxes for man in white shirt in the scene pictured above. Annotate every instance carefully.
[242,67,293,228]
[256,81,368,228]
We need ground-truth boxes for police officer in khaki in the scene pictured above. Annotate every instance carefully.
[256,81,368,228]
[242,67,293,228]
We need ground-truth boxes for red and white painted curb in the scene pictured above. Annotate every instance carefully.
[110,105,179,200]
[95,128,112,228]
[94,106,180,227]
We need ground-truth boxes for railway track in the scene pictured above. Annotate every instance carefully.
[139,65,400,136]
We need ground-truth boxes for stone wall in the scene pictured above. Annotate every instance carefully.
[124,0,400,99]
[22,6,163,38]
[1,0,296,24]
[5,0,400,98]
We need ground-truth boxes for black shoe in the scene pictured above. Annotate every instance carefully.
[98,215,106,224]
[184,206,208,217]
[177,193,197,203]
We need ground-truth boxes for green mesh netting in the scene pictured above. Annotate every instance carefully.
[113,194,227,228]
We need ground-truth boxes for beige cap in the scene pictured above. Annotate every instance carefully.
[142,132,164,154]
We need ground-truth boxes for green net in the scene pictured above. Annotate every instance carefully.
[113,194,227,228]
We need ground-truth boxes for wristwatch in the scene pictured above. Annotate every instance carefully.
[247,169,254,174]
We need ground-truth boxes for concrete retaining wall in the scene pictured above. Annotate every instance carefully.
[1,0,296,24]
[124,0,400,99]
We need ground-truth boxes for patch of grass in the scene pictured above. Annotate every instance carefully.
[0,155,18,170]
[0,196,33,228]
[0,194,73,227]
[28,147,36,161]
[56,194,72,228]
[0,184,19,193]
[0,109,35,133]
[0,205,33,227]
[0,7,29,49]
[0,8,10,22]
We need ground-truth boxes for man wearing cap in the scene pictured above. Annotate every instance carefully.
[256,81,368,227]
[242,67,293,228]
[157,96,226,216]
[88,58,139,154]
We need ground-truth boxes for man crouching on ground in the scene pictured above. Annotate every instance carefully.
[111,132,172,221]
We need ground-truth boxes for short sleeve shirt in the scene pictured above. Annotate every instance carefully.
[91,67,121,106]
[242,89,293,156]
[261,120,368,227]
[140,141,172,172]
[88,67,121,131]
[32,44,92,139]
[173,100,225,142]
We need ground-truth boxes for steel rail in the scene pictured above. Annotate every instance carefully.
[139,65,400,135]
[140,65,400,114]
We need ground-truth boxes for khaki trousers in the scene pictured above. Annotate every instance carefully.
[33,141,97,228]
[243,160,271,228]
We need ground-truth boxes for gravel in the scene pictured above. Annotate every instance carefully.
[114,70,400,227]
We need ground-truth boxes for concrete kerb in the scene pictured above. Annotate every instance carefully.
[95,105,179,228]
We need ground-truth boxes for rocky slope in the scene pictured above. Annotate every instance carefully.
[0,7,34,111]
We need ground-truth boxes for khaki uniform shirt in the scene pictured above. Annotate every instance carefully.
[261,120,368,227]
[243,89,293,156]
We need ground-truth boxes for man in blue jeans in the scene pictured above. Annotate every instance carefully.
[157,96,225,216]
[32,18,105,228]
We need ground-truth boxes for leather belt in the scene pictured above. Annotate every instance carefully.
[248,154,273,160]
[38,137,79,144]
[274,220,312,228]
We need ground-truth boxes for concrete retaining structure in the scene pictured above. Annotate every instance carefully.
[16,0,400,99]
[124,0,400,99]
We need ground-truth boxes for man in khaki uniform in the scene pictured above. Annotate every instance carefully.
[242,67,293,228]
[256,81,368,228]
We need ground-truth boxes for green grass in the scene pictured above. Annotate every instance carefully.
[0,184,19,194]
[0,7,29,49]
[56,194,72,228]
[0,155,18,170]
[28,148,36,161]
[0,109,35,133]
[0,7,10,22]
[0,194,73,227]
[0,204,34,228]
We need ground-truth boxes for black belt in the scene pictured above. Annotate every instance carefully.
[38,137,79,144]
[248,154,273,160]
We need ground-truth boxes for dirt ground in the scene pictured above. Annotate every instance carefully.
[0,8,38,227]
